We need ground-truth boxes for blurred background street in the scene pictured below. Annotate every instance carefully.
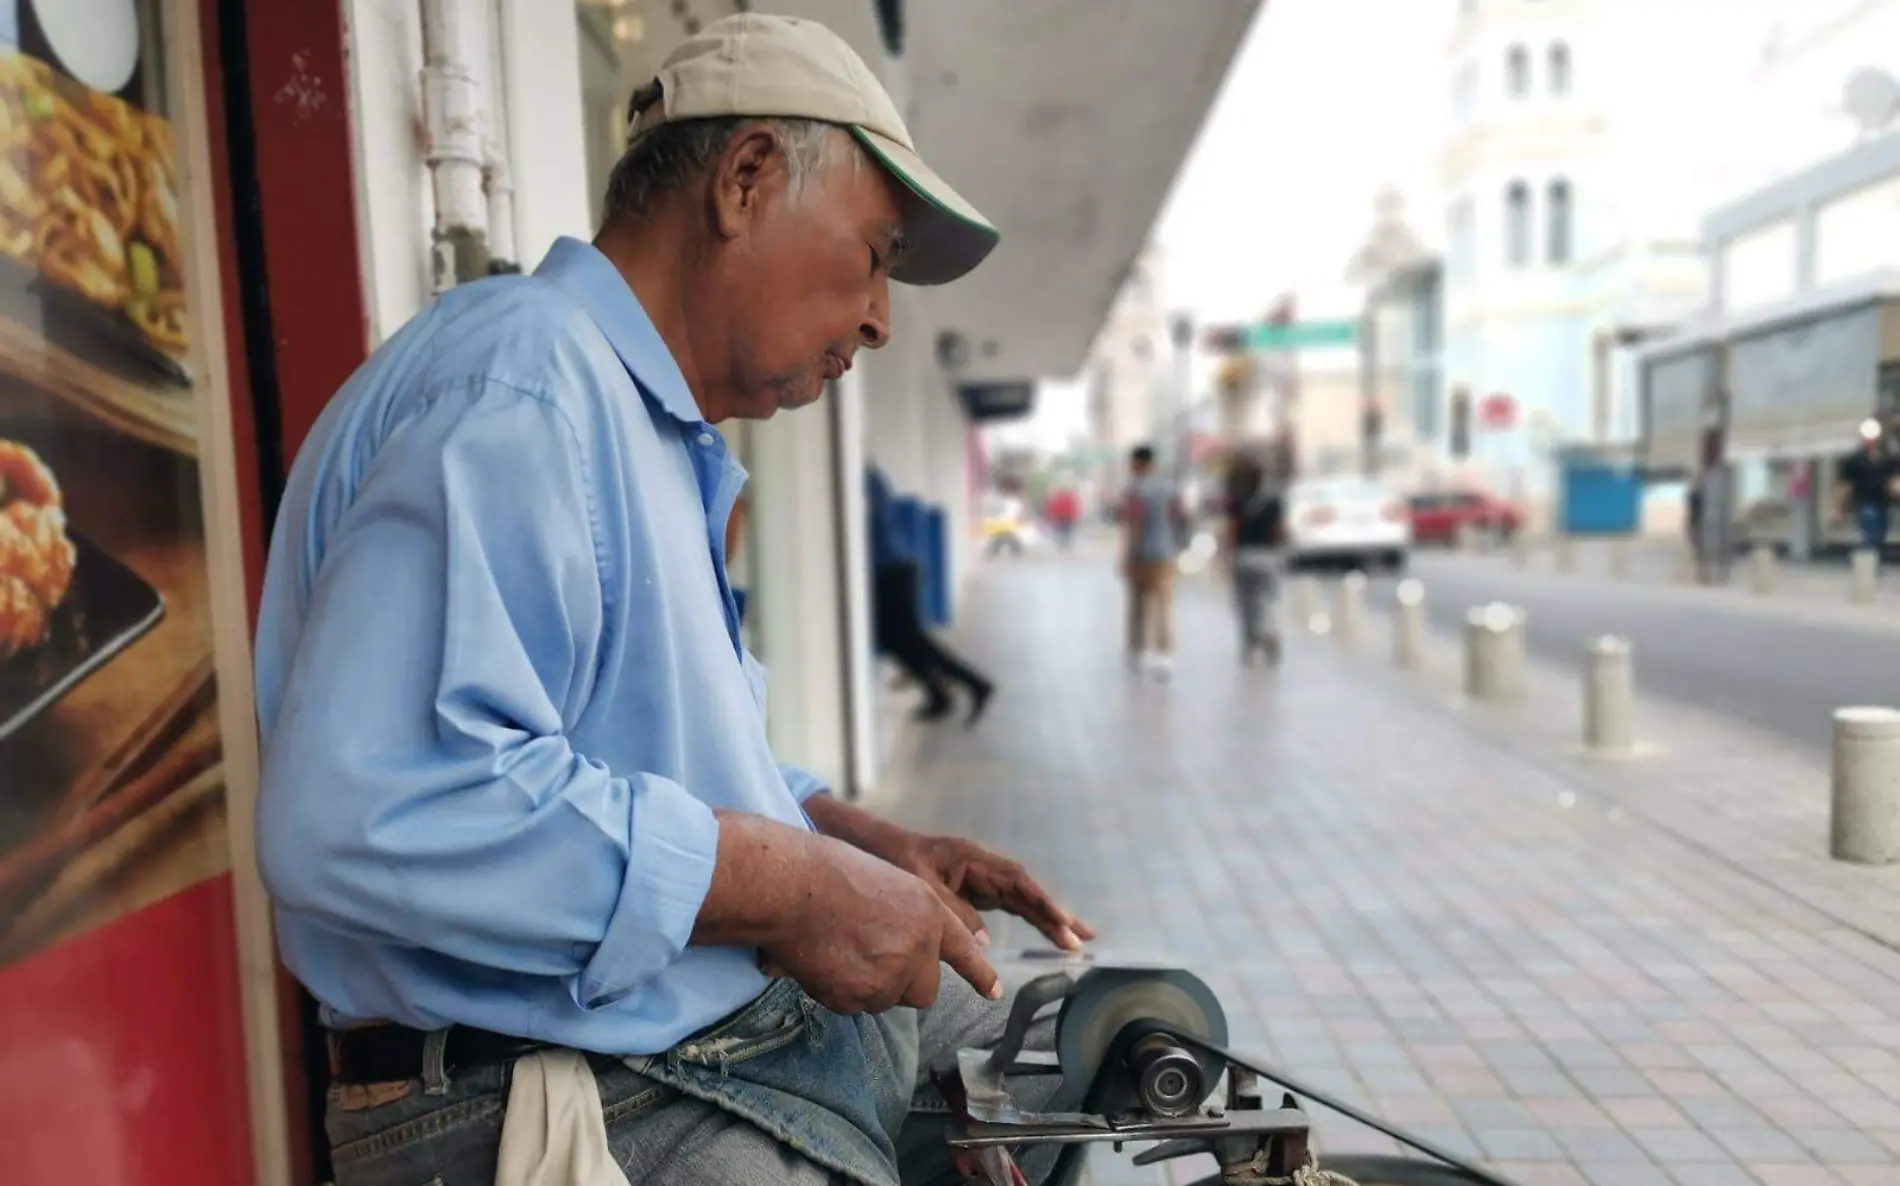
[889,543,1900,1186]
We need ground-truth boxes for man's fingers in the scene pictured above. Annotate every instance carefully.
[930,878,989,945]
[901,949,945,1010]
[938,904,1002,1000]
[995,868,1091,951]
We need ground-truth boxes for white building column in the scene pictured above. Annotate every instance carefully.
[744,373,876,799]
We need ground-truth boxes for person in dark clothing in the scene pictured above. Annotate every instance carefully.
[1684,475,1707,584]
[1222,452,1287,665]
[1836,431,1896,554]
[865,464,995,723]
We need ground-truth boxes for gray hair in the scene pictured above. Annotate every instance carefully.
[603,116,863,219]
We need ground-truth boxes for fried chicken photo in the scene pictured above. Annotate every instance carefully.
[0,439,75,662]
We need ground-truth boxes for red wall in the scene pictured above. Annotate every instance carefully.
[0,880,254,1185]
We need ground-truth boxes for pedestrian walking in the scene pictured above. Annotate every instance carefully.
[867,463,996,723]
[1045,484,1081,550]
[1118,444,1188,679]
[1835,422,1897,557]
[1222,452,1287,665]
[1685,472,1707,584]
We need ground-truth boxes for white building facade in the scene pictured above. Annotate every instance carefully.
[1434,0,1773,510]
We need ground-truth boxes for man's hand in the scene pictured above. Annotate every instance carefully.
[896,833,1096,953]
[801,795,1094,952]
[760,835,1000,1013]
[694,814,998,1014]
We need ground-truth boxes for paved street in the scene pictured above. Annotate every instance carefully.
[1368,551,1900,752]
[875,548,1900,1186]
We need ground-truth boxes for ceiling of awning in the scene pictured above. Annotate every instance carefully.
[904,0,1262,383]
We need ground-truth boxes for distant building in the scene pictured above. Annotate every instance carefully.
[1434,0,1776,510]
[1362,257,1445,486]
[1636,50,1900,559]
[1085,243,1170,465]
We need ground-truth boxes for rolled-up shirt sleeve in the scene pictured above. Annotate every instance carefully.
[778,762,830,804]
[256,384,715,1009]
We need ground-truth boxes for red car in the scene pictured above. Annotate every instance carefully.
[1407,490,1523,546]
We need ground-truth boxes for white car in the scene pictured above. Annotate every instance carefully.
[1285,477,1411,572]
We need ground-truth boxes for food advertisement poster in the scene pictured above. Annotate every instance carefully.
[0,0,227,964]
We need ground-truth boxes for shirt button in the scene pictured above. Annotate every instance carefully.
[697,432,715,446]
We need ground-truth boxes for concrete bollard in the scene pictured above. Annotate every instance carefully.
[1584,635,1636,754]
[1831,707,1900,864]
[1674,542,1696,585]
[1554,536,1576,574]
[1502,604,1528,692]
[1510,532,1530,568]
[1393,579,1425,668]
[1749,544,1777,596]
[1463,602,1525,702]
[1334,570,1366,643]
[1293,575,1320,627]
[1851,548,1881,605]
[1608,538,1631,581]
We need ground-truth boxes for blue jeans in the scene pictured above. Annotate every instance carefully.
[1858,503,1890,551]
[322,976,1077,1186]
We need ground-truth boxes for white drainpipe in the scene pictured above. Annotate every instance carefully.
[481,0,520,272]
[419,0,489,289]
[484,136,518,272]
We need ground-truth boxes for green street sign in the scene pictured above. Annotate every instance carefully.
[1240,320,1359,351]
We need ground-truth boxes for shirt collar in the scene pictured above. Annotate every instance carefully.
[535,237,706,425]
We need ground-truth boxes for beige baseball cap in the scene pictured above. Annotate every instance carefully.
[626,12,998,286]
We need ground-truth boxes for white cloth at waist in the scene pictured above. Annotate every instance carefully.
[495,1050,631,1186]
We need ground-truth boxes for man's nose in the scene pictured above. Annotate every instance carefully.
[859,281,892,350]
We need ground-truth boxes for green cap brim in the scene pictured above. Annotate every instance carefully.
[850,126,999,286]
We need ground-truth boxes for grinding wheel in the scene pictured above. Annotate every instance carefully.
[1054,966,1228,1103]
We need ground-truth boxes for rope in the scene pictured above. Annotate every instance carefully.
[1230,1148,1361,1186]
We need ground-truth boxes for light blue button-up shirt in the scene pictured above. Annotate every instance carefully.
[253,237,825,1055]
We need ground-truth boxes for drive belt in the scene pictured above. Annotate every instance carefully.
[1176,1033,1522,1186]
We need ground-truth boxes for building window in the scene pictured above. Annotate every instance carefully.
[1721,219,1798,311]
[1506,45,1530,98]
[1452,64,1476,122]
[1505,181,1532,268]
[1448,198,1477,284]
[1546,179,1572,264]
[1549,43,1571,95]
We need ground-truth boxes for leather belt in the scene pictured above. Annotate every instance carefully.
[328,1024,550,1086]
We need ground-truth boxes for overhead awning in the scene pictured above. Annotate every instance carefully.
[1726,300,1887,460]
[905,0,1263,382]
[1640,346,1716,475]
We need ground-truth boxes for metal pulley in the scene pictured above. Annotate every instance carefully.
[1054,965,1229,1112]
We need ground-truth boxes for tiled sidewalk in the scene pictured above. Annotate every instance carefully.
[874,551,1900,1186]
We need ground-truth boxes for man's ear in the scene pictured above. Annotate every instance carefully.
[710,124,785,240]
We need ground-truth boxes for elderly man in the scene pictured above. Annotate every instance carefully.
[254,14,1090,1186]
